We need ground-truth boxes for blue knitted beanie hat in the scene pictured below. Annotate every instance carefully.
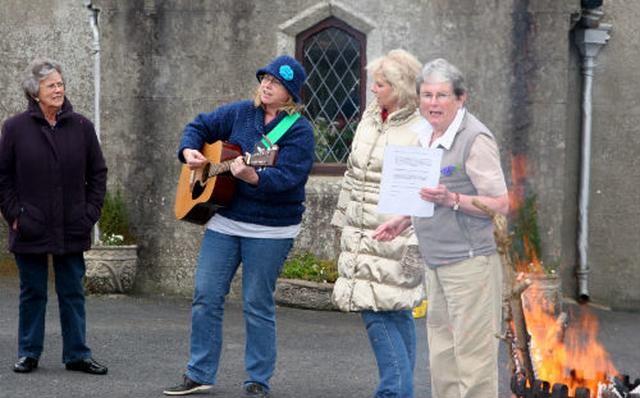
[256,55,306,103]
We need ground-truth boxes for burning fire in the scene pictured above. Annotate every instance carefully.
[521,280,620,396]
[509,153,620,396]
[509,153,545,274]
[514,235,544,274]
[509,153,528,213]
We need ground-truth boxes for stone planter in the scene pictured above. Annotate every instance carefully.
[84,245,138,294]
[521,272,563,315]
[275,278,336,311]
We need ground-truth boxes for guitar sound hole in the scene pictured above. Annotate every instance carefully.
[192,182,205,200]
[191,164,210,200]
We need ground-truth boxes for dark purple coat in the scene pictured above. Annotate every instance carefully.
[0,98,108,254]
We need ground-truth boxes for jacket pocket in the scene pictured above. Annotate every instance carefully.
[17,203,47,242]
[66,204,93,238]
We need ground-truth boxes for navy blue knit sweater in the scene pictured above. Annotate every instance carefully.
[178,100,315,226]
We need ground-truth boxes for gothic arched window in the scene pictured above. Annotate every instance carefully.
[296,17,366,173]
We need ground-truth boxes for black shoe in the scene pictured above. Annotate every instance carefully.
[163,374,213,396]
[13,357,38,373]
[244,383,269,397]
[65,357,108,375]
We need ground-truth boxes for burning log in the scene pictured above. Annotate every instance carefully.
[471,199,536,384]
[471,199,635,398]
[553,311,569,344]
[500,155,633,398]
[511,373,640,398]
[599,375,640,398]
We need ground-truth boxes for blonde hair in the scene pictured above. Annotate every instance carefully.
[367,49,421,110]
[253,87,302,115]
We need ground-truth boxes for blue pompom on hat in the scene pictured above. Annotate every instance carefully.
[256,55,307,103]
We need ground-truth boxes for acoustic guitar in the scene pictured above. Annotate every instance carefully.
[174,141,278,224]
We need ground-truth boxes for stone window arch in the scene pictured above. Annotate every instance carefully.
[277,2,376,174]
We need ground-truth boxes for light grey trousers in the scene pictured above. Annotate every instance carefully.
[426,254,503,398]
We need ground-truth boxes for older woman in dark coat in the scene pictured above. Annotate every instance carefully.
[0,58,109,374]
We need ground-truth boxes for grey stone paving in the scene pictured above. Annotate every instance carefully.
[0,274,638,398]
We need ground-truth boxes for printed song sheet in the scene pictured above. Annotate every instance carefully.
[378,146,443,217]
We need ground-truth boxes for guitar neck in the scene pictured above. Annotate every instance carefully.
[201,147,277,180]
[206,159,234,178]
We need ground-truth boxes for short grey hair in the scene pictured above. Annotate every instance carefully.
[21,58,65,102]
[416,58,467,99]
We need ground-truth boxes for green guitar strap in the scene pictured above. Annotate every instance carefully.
[260,112,301,149]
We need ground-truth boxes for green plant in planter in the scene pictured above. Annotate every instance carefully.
[281,251,338,283]
[98,189,136,246]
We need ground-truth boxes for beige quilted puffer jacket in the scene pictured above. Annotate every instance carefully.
[331,102,426,312]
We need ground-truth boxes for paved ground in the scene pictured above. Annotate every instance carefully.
[0,273,638,398]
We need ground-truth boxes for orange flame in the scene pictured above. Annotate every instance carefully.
[514,235,545,274]
[509,153,528,213]
[509,153,620,396]
[522,280,619,396]
[509,153,543,273]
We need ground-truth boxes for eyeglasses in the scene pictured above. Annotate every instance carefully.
[43,82,65,90]
[420,92,452,103]
[259,75,282,87]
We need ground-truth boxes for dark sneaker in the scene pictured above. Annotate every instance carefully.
[244,382,269,397]
[163,374,213,396]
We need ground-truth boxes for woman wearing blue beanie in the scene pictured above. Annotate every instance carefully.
[165,55,314,397]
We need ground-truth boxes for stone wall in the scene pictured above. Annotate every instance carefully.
[0,0,638,308]
[576,0,640,308]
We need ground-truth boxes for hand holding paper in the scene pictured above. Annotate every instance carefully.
[377,146,443,217]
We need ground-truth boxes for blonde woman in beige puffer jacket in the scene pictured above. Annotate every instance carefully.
[331,49,426,398]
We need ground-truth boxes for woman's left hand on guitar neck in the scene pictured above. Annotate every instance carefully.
[230,155,259,186]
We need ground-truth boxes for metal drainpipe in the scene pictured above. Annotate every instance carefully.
[85,1,102,245]
[573,8,611,302]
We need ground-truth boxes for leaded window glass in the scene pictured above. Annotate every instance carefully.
[297,17,366,169]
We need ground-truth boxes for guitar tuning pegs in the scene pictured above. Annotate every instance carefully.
[253,142,268,153]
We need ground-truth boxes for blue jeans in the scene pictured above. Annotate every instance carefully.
[14,253,92,363]
[361,310,416,398]
[186,229,293,392]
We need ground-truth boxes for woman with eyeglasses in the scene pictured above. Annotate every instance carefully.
[331,49,426,398]
[0,58,109,375]
[374,58,509,398]
[164,55,314,397]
